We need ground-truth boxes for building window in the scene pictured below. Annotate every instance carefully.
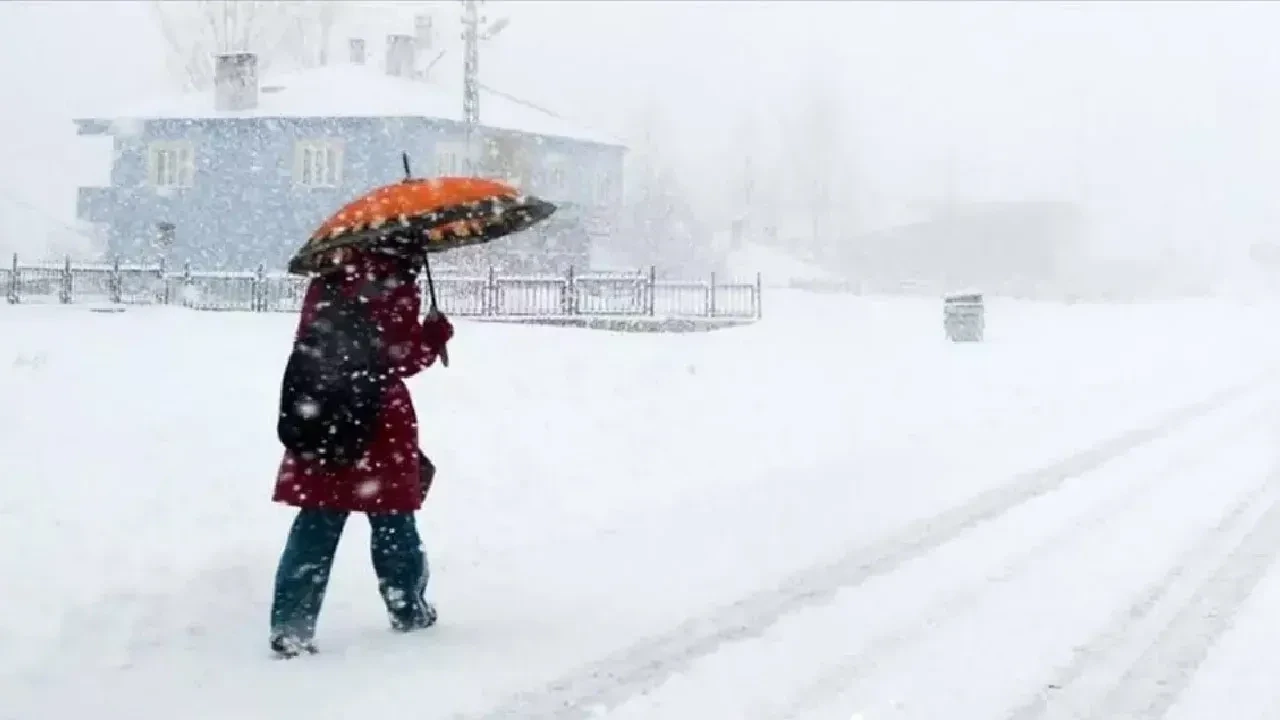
[436,149,458,176]
[147,141,195,189]
[434,142,474,177]
[542,153,566,193]
[597,173,613,205]
[294,139,344,188]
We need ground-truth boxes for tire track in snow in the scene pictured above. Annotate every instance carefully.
[760,401,1274,720]
[460,378,1267,720]
[1102,493,1280,719]
[1004,473,1280,720]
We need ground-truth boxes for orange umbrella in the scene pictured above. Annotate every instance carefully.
[288,154,556,276]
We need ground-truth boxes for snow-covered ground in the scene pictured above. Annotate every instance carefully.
[3,291,1280,719]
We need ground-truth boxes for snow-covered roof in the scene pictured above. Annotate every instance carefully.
[90,64,623,148]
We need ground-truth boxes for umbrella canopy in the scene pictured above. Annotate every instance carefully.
[289,173,557,275]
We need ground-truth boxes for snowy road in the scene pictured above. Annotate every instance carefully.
[475,376,1280,720]
[4,296,1280,720]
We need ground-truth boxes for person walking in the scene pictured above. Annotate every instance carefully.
[269,246,453,658]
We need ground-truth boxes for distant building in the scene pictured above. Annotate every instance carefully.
[75,37,626,271]
[835,201,1087,297]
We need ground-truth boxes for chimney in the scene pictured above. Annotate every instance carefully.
[414,15,434,53]
[213,52,259,112]
[349,38,367,65]
[385,34,416,78]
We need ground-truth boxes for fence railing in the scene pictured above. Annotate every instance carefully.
[3,254,762,320]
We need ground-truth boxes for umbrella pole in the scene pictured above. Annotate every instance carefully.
[422,252,440,311]
[422,253,449,367]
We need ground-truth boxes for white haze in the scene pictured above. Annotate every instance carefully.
[1,0,1278,294]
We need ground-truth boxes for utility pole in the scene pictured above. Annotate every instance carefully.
[461,0,481,170]
[734,153,754,251]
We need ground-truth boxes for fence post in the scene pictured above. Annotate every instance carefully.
[7,252,17,304]
[182,261,193,308]
[647,264,657,316]
[563,264,576,316]
[158,257,169,304]
[486,265,497,316]
[110,256,122,304]
[60,255,72,304]
[255,264,266,312]
[708,271,717,317]
[756,271,763,320]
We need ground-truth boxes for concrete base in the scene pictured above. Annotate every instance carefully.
[469,315,758,333]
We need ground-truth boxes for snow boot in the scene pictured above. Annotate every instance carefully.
[385,591,437,633]
[270,633,318,659]
[369,512,434,632]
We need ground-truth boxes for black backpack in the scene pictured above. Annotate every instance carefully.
[276,280,387,467]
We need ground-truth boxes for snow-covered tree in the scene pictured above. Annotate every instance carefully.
[619,102,710,274]
[784,80,859,264]
[720,108,788,253]
[152,1,346,91]
[723,114,757,251]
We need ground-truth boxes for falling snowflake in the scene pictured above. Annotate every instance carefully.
[382,586,407,610]
[356,480,381,498]
[294,399,320,419]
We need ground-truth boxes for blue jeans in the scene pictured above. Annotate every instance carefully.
[270,508,434,645]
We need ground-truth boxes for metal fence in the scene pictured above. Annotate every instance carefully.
[3,254,762,320]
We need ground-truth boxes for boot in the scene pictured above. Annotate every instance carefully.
[384,586,438,633]
[270,633,319,659]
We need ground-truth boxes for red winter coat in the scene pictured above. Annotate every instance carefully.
[272,253,445,514]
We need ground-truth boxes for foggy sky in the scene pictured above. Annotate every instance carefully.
[1,0,1277,277]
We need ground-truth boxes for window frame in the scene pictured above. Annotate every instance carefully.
[147,141,196,189]
[434,141,474,178]
[543,152,567,194]
[596,170,615,206]
[293,138,345,189]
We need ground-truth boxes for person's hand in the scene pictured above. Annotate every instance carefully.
[422,310,454,352]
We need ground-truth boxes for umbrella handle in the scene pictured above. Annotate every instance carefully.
[422,253,450,368]
[422,252,440,309]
